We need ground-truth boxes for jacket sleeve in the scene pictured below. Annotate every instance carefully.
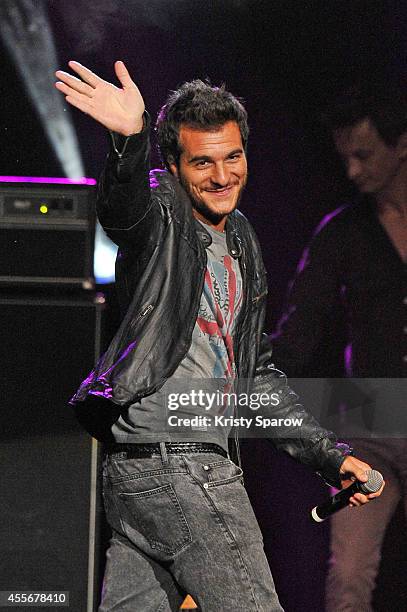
[96,112,160,254]
[253,334,352,488]
[253,213,351,487]
[271,212,346,377]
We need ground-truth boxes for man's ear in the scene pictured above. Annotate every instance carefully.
[397,132,407,160]
[168,157,179,178]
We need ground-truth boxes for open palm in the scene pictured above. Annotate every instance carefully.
[55,60,145,136]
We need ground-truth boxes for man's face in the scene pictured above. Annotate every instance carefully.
[334,118,405,196]
[169,121,247,229]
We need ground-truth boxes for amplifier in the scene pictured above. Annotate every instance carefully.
[0,178,96,287]
[0,293,105,610]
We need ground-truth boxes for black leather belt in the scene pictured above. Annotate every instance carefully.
[106,442,228,458]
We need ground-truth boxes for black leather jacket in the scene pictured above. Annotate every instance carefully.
[71,117,350,486]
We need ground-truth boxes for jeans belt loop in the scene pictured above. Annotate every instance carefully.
[159,441,169,465]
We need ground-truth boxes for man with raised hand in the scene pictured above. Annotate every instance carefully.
[56,62,383,611]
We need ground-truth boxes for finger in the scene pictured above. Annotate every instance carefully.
[350,468,369,483]
[57,87,94,109]
[339,457,371,479]
[68,61,103,88]
[55,77,93,98]
[354,493,369,504]
[114,60,135,88]
[64,94,94,116]
[55,81,72,96]
[349,495,364,507]
[65,94,117,129]
[368,480,385,498]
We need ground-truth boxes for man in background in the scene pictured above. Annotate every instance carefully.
[272,84,407,611]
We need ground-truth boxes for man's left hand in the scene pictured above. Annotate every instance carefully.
[339,456,385,507]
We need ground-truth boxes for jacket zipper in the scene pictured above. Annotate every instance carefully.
[131,304,154,328]
[232,255,247,469]
[252,290,267,304]
[133,254,207,400]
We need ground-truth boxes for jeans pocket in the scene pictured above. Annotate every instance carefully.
[204,459,244,488]
[118,483,192,555]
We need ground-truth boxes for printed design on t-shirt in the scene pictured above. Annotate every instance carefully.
[196,254,242,381]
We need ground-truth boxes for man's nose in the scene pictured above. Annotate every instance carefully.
[346,158,362,181]
[211,163,229,186]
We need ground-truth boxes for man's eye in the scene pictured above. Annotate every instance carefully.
[356,152,371,161]
[196,160,209,167]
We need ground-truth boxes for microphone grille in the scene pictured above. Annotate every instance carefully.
[360,469,383,493]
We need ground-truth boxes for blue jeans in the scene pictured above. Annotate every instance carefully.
[99,445,283,611]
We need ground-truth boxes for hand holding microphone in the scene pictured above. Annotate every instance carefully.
[311,468,384,522]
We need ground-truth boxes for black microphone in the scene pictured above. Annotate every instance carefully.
[311,469,383,523]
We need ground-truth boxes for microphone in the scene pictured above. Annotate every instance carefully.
[311,469,383,523]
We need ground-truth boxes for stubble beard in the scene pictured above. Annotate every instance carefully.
[181,178,247,226]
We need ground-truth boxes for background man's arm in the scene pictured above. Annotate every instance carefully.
[271,215,345,377]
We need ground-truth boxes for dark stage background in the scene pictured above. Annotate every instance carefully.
[1,1,406,610]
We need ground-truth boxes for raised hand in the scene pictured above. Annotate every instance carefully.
[55,61,145,136]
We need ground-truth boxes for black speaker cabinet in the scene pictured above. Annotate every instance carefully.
[0,293,105,611]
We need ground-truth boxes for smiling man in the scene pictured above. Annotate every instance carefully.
[169,121,247,230]
[56,62,382,611]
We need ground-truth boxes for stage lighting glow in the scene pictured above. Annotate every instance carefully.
[94,226,117,283]
[0,0,85,179]
[0,175,97,185]
[0,2,116,285]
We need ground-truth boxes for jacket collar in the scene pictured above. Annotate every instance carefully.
[194,215,243,259]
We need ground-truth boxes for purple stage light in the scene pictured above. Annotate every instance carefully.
[0,175,97,185]
[344,343,353,376]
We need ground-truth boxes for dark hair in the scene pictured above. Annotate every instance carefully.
[322,83,407,146]
[155,79,249,169]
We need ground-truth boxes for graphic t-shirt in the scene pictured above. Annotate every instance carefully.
[174,222,243,382]
[112,221,243,449]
